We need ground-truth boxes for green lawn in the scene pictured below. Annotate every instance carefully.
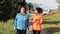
[0,11,60,34]
[0,19,15,34]
[43,11,60,34]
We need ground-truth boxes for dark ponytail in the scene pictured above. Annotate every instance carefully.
[36,7,43,13]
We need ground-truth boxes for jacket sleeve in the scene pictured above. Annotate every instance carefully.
[37,16,43,25]
[13,14,18,28]
[26,14,29,28]
[26,18,29,28]
[39,16,43,25]
[31,15,35,23]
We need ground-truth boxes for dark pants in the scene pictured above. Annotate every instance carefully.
[33,30,41,34]
[16,29,26,34]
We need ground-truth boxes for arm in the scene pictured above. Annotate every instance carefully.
[37,16,43,25]
[27,18,29,28]
[26,16,29,30]
[31,15,35,24]
[39,16,43,25]
[13,14,18,30]
[39,17,43,25]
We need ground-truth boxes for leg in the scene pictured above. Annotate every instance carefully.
[16,29,22,34]
[33,30,36,34]
[22,30,26,34]
[36,30,41,34]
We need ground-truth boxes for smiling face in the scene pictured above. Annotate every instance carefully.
[20,7,25,13]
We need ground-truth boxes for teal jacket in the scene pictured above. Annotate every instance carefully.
[13,13,29,30]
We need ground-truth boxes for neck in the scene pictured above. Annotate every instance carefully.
[35,13,40,15]
[21,12,25,15]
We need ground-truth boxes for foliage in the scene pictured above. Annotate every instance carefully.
[0,0,26,21]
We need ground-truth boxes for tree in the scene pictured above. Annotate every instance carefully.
[0,0,13,21]
[0,0,26,21]
[27,3,33,11]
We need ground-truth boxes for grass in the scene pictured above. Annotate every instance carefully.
[43,11,60,34]
[0,11,60,34]
[0,20,15,34]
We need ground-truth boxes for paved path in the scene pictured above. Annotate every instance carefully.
[26,25,49,34]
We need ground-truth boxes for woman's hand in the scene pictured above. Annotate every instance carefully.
[27,27,29,30]
[14,27,17,30]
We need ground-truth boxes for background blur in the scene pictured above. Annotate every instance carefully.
[0,0,60,34]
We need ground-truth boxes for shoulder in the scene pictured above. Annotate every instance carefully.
[32,14,35,17]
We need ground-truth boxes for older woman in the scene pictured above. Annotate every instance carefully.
[13,6,29,34]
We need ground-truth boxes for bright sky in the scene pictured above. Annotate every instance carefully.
[26,0,59,10]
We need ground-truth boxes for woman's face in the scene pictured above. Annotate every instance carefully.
[20,7,25,13]
[35,9,38,14]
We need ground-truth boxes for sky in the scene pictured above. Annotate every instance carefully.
[26,0,59,10]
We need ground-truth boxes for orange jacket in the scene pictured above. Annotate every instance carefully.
[32,14,43,30]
